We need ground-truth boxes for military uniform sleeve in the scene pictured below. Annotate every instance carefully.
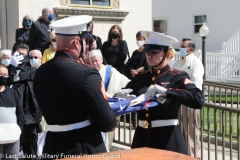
[166,71,205,109]
[83,68,117,132]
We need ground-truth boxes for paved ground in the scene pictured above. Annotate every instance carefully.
[110,122,239,160]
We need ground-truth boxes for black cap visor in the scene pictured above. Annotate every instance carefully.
[143,44,169,53]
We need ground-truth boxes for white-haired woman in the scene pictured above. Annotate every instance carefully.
[15,15,33,46]
[0,50,12,66]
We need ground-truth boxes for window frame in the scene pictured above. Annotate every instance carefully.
[68,0,113,9]
[152,17,168,35]
[193,15,207,34]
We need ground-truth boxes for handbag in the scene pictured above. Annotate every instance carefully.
[0,123,21,144]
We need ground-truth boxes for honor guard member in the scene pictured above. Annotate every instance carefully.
[124,31,204,155]
[33,15,117,159]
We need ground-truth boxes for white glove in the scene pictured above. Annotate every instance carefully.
[145,84,167,97]
[115,89,136,99]
[130,94,146,107]
[10,51,24,67]
[106,92,112,98]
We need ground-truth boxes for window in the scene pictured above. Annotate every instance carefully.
[194,15,207,33]
[153,20,167,34]
[69,0,112,8]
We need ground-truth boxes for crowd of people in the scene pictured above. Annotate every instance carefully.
[0,7,204,160]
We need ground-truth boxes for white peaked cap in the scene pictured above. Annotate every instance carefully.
[89,49,102,58]
[0,49,11,57]
[141,31,179,48]
[50,15,92,35]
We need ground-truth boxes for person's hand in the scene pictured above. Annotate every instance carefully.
[145,84,167,97]
[115,89,136,99]
[10,51,24,67]
[131,69,138,77]
[130,94,146,106]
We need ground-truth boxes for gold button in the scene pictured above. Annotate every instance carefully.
[146,113,149,117]
[157,70,160,74]
[152,77,155,81]
[146,108,148,110]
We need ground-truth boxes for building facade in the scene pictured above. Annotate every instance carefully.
[152,0,240,52]
[0,0,152,54]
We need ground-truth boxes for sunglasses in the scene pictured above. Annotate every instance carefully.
[52,39,56,42]
[30,56,39,59]
[24,19,32,22]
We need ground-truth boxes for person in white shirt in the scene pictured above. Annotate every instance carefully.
[88,49,130,151]
[173,38,204,159]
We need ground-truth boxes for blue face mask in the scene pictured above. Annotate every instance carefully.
[30,58,39,67]
[1,59,10,66]
[24,21,32,27]
[48,14,54,21]
[179,48,187,57]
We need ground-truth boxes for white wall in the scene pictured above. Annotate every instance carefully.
[152,0,240,52]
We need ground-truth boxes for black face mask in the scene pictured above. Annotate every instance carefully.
[111,32,119,39]
[0,76,8,86]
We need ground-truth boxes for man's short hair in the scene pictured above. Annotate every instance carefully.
[0,64,8,71]
[12,42,29,54]
[88,49,103,59]
[42,7,50,15]
[182,38,196,51]
[29,50,42,58]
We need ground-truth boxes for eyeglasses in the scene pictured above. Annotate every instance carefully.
[30,56,39,59]
[0,74,9,78]
[51,39,56,42]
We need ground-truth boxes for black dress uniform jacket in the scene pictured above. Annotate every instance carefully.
[126,65,204,155]
[33,51,117,158]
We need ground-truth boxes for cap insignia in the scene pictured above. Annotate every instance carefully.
[146,32,150,38]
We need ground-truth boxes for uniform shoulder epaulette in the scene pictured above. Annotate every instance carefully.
[74,59,90,68]
[168,68,182,75]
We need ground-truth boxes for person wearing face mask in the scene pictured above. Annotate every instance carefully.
[0,64,24,160]
[0,50,12,67]
[29,50,42,68]
[101,25,129,74]
[86,21,102,50]
[173,38,204,159]
[29,7,54,54]
[125,31,149,80]
[42,30,56,64]
[15,15,33,46]
[7,42,42,160]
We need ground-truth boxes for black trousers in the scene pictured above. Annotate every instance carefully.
[20,124,41,160]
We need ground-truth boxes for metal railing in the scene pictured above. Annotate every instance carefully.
[113,80,240,160]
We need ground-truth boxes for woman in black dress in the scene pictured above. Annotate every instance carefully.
[101,25,129,74]
[15,15,33,46]
[126,31,149,79]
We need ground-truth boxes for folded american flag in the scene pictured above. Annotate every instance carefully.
[108,97,162,116]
